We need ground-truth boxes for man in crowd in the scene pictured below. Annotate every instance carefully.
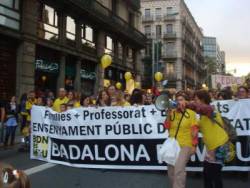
[53,88,69,112]
[0,99,6,143]
[237,86,249,99]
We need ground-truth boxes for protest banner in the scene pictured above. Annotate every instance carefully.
[31,100,250,171]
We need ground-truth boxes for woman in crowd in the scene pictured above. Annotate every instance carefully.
[112,90,130,107]
[4,96,19,148]
[237,86,249,99]
[74,92,81,108]
[0,163,30,188]
[96,90,111,107]
[46,98,53,108]
[194,90,229,188]
[107,85,117,106]
[81,95,93,107]
[36,96,44,106]
[129,89,145,106]
[165,91,199,188]
[67,91,75,107]
[47,91,55,101]
[19,93,27,132]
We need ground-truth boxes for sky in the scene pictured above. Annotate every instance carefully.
[185,0,250,77]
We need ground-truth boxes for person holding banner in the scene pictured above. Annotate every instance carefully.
[165,91,199,188]
[194,90,229,188]
[53,88,69,112]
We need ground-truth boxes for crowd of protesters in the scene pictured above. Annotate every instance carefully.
[0,80,249,188]
[0,80,250,149]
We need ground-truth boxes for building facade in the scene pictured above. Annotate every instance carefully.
[203,36,226,74]
[0,0,145,100]
[140,0,205,90]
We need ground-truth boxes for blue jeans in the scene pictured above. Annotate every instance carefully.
[4,126,17,146]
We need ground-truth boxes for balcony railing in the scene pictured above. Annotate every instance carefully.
[163,32,177,39]
[69,0,146,47]
[155,15,162,21]
[164,14,177,21]
[142,15,154,22]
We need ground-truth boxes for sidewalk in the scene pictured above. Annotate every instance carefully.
[0,134,23,148]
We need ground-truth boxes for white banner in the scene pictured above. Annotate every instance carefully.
[30,100,250,171]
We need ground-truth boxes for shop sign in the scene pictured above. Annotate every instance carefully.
[80,69,96,80]
[35,59,59,73]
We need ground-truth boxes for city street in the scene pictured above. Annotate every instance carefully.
[0,144,249,188]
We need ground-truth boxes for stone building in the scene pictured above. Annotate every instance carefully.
[140,0,204,90]
[0,0,145,99]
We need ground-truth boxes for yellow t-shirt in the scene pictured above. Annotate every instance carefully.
[26,99,37,121]
[199,112,229,151]
[74,101,81,108]
[169,109,198,147]
[53,97,69,112]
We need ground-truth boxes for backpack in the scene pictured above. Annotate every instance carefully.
[214,116,237,143]
[213,116,237,163]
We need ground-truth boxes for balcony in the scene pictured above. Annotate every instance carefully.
[142,15,154,23]
[66,0,146,48]
[163,32,177,39]
[183,36,196,52]
[162,51,178,59]
[164,14,177,21]
[184,53,195,68]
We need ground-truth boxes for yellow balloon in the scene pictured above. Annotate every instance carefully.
[154,72,163,82]
[124,72,132,81]
[101,54,112,69]
[116,82,122,89]
[135,82,140,88]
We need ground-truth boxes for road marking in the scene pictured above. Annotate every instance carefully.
[24,163,57,175]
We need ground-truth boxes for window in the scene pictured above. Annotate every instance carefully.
[81,24,95,48]
[0,0,20,30]
[118,42,123,60]
[166,63,174,74]
[155,8,161,19]
[144,25,151,35]
[105,36,114,55]
[167,7,173,15]
[156,25,161,38]
[66,16,76,41]
[38,4,59,40]
[127,47,133,62]
[166,24,173,33]
[145,9,150,17]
